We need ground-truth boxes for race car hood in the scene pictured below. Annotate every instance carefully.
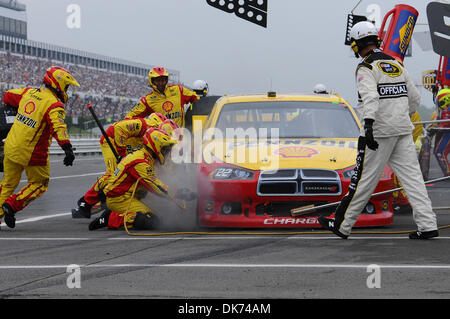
[202,138,358,171]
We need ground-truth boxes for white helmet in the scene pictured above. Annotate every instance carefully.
[349,21,378,41]
[349,21,380,57]
[192,80,208,96]
[314,83,328,94]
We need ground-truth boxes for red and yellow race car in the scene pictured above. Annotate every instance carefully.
[195,92,395,228]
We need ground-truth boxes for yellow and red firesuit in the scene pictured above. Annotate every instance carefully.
[432,88,450,176]
[0,66,79,228]
[88,128,183,230]
[159,119,182,141]
[125,67,199,128]
[79,113,167,216]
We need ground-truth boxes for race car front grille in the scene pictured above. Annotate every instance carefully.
[260,169,297,179]
[259,182,297,194]
[255,201,334,217]
[257,169,342,196]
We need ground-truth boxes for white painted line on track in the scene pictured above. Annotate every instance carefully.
[19,172,105,183]
[48,172,104,180]
[0,236,450,240]
[1,263,450,270]
[49,157,102,164]
[4,209,450,239]
[5,210,450,240]
[0,237,92,241]
[109,236,450,240]
[7,209,450,238]
[14,213,72,224]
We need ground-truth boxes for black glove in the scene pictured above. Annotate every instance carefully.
[175,188,197,201]
[364,119,379,151]
[62,143,75,166]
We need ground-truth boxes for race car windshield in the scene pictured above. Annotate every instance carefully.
[215,101,360,138]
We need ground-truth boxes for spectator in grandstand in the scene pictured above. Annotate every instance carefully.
[0,53,149,101]
[0,54,193,133]
[125,67,199,128]
[0,66,79,229]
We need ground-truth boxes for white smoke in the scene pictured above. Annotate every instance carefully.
[141,159,200,231]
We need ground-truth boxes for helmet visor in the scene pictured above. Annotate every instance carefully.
[161,144,173,157]
[151,76,168,92]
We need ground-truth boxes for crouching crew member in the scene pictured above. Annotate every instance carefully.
[89,128,195,231]
[75,113,167,218]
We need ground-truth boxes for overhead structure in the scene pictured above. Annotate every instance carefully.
[427,1,450,58]
[0,0,27,39]
[0,1,180,82]
[206,0,268,28]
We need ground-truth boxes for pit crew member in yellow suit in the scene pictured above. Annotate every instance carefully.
[125,67,199,128]
[410,111,424,147]
[75,113,167,218]
[0,66,79,229]
[160,119,182,141]
[432,88,450,176]
[88,128,195,230]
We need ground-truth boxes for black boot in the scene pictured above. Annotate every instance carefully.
[409,230,439,239]
[77,196,92,218]
[88,210,111,231]
[2,203,16,229]
[133,212,159,230]
[318,216,348,239]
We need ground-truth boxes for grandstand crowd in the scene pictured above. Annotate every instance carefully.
[0,51,153,128]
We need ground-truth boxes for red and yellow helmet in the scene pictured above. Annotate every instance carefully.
[149,67,169,93]
[437,88,450,110]
[142,128,178,164]
[159,119,182,141]
[43,66,80,103]
[145,112,167,128]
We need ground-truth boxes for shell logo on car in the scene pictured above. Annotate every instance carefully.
[275,146,319,158]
